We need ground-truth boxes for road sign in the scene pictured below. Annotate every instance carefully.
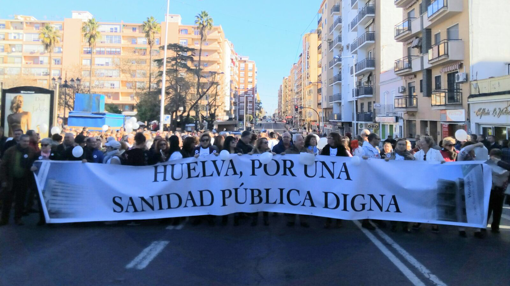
[163,114,171,124]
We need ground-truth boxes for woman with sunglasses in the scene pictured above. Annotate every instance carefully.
[37,138,57,161]
[148,139,169,165]
[248,137,273,226]
[439,137,458,162]
[194,133,218,158]
[219,136,243,226]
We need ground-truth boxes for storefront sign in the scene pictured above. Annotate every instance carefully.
[443,110,466,122]
[441,62,462,74]
[470,101,510,124]
[376,116,397,123]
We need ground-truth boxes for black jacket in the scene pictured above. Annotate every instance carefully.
[272,140,291,154]
[2,139,17,157]
[125,148,148,166]
[320,144,349,157]
[65,145,93,161]
[489,143,503,152]
[236,140,253,154]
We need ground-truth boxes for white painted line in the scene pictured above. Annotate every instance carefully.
[374,226,447,286]
[353,221,426,286]
[501,214,510,221]
[175,217,189,230]
[166,225,175,230]
[126,241,169,270]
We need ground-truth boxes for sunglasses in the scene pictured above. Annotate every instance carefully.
[41,144,49,147]
[201,139,210,142]
[445,144,454,147]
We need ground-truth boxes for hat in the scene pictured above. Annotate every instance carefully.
[107,136,116,142]
[105,140,121,149]
[75,134,86,144]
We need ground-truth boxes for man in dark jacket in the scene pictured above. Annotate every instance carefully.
[236,131,253,154]
[66,134,92,161]
[272,131,292,154]
[56,133,75,160]
[125,132,148,166]
[487,135,502,152]
[0,135,37,226]
[2,129,23,156]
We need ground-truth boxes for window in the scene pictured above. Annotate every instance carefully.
[83,47,91,54]
[194,29,200,35]
[131,39,136,44]
[240,85,245,89]
[103,35,121,44]
[248,84,253,89]
[54,47,62,53]
[136,82,146,89]
[6,67,21,75]
[180,29,188,35]
[248,63,253,71]
[155,38,160,45]
[0,34,5,40]
[435,75,441,90]
[240,72,245,77]
[82,59,91,66]
[132,27,137,32]
[434,32,440,45]
[0,46,3,53]
[194,41,199,46]
[360,103,365,113]
[0,24,5,29]
[136,70,146,78]
[52,70,61,77]
[34,24,40,30]
[53,58,61,65]
[447,24,459,40]
[137,38,147,45]
[82,70,90,78]
[179,39,188,46]
[203,63,208,67]
[204,42,209,46]
[8,33,23,40]
[25,33,40,42]
[204,52,208,57]
[368,102,372,113]
[248,72,253,77]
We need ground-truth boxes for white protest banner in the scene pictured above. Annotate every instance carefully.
[33,155,492,227]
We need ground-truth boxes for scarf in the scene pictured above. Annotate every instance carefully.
[40,149,51,159]
[394,149,415,160]
[442,148,458,161]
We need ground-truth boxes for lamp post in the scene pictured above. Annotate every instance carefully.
[52,76,81,125]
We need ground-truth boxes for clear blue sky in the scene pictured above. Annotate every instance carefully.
[1,0,322,115]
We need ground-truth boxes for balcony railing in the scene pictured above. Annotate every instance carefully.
[428,0,447,18]
[394,96,417,109]
[431,89,462,106]
[351,0,358,8]
[329,95,333,103]
[318,16,323,25]
[394,56,412,73]
[350,32,375,52]
[330,4,340,15]
[354,58,375,74]
[330,113,342,121]
[354,85,374,97]
[329,57,342,68]
[357,112,373,122]
[329,73,342,84]
[329,17,342,33]
[350,4,375,30]
[394,18,413,38]
[428,39,452,62]
[328,35,342,51]
[332,93,342,101]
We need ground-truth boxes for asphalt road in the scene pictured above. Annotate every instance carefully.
[1,207,510,286]
[254,122,287,134]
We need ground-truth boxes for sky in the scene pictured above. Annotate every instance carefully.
[0,0,322,115]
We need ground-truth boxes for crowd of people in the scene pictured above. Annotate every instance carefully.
[0,124,508,239]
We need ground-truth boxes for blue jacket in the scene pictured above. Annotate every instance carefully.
[272,140,292,154]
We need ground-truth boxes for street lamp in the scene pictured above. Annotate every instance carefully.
[52,76,81,124]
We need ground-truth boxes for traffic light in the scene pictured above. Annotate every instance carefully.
[294,105,298,112]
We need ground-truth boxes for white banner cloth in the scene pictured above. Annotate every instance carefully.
[33,155,492,227]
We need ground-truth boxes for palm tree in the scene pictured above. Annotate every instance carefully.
[82,18,101,93]
[194,11,213,113]
[142,16,161,94]
[39,24,61,88]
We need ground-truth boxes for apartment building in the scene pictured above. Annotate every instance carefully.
[235,56,257,122]
[0,11,239,121]
[392,0,510,143]
[301,32,320,131]
[277,84,282,119]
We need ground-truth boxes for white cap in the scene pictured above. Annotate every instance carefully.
[105,140,121,149]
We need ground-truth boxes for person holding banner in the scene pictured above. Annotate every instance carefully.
[237,131,254,154]
[414,136,445,163]
[55,133,75,160]
[361,133,381,160]
[180,137,197,158]
[487,149,509,234]
[194,133,218,158]
[285,134,311,228]
[272,132,292,154]
[320,132,351,229]
[304,134,320,155]
[124,133,148,166]
[440,137,459,162]
[0,135,37,226]
[250,137,274,226]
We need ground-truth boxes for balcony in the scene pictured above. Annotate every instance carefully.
[328,35,342,51]
[394,0,415,8]
[317,28,322,39]
[350,4,375,32]
[318,43,322,53]
[329,17,342,34]
[318,16,323,25]
[329,73,342,86]
[329,57,342,69]
[357,112,373,122]
[431,89,462,109]
[351,0,358,9]
[330,4,340,15]
[427,39,464,66]
[426,0,463,26]
[394,56,417,76]
[394,96,418,111]
[354,86,374,98]
[332,93,342,102]
[354,58,375,76]
[330,113,342,121]
[350,32,375,54]
[394,18,415,42]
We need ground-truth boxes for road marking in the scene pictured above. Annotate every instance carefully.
[353,221,426,286]
[126,241,169,270]
[501,214,510,221]
[374,226,447,286]
[166,217,188,230]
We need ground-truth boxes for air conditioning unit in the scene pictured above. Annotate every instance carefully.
[456,72,468,83]
[398,86,406,93]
